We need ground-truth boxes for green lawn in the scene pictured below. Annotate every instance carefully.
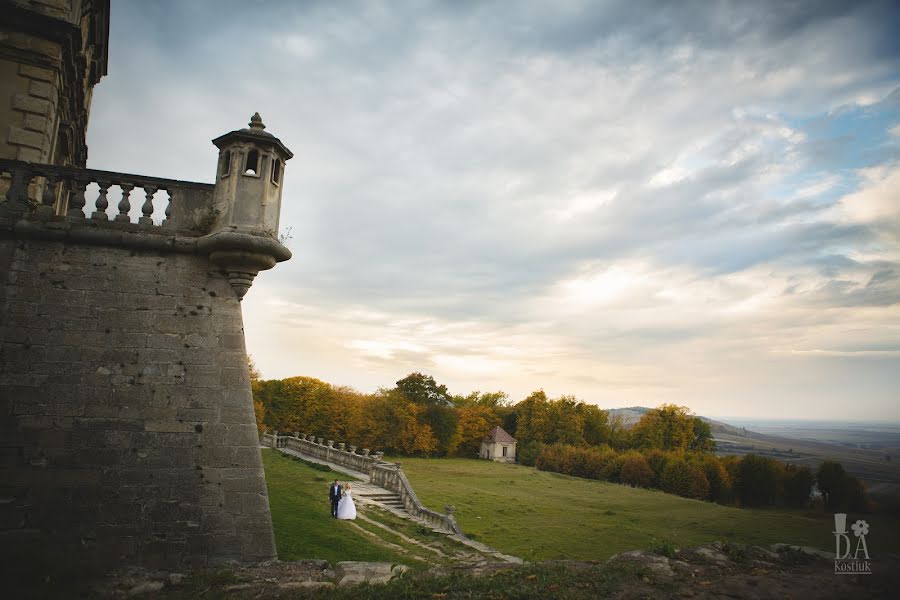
[261,449,410,564]
[394,457,900,561]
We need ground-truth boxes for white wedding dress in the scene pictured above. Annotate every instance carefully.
[336,490,357,520]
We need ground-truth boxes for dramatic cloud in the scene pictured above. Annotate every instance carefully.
[88,1,900,420]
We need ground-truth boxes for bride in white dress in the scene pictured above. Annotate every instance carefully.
[336,482,357,520]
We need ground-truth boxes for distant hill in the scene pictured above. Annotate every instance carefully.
[605,406,650,428]
[601,407,900,491]
[606,406,750,436]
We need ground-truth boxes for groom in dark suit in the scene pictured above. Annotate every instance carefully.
[329,479,342,518]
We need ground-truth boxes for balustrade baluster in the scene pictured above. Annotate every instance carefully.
[66,177,87,219]
[162,188,172,226]
[116,182,134,222]
[38,173,58,216]
[139,185,157,225]
[2,164,32,216]
[92,181,110,220]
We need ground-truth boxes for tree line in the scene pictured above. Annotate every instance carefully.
[252,369,869,511]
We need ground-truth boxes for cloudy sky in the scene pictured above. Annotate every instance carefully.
[87,0,900,421]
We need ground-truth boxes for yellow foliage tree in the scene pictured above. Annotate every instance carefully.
[453,405,501,457]
[631,404,694,452]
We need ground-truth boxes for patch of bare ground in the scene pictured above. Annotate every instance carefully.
[61,542,895,599]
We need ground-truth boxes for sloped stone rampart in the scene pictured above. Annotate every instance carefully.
[0,231,276,572]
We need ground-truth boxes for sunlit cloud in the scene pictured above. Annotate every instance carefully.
[88,0,900,420]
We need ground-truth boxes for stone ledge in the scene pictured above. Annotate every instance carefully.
[0,217,291,299]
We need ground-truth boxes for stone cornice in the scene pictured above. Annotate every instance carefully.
[0,217,291,300]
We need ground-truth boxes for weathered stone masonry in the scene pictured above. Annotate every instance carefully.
[1,2,295,574]
[1,239,274,568]
[0,113,293,573]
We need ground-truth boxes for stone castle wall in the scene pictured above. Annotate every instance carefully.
[0,232,276,572]
[0,0,108,171]
[1,0,295,579]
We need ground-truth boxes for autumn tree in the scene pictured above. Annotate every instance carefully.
[248,355,261,383]
[453,405,501,457]
[579,403,610,446]
[253,375,335,435]
[514,390,552,447]
[249,356,265,432]
[620,453,655,488]
[452,391,509,408]
[631,404,694,451]
[660,458,710,499]
[547,396,585,445]
[606,412,631,449]
[367,389,438,455]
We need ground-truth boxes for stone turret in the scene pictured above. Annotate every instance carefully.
[199,113,293,300]
[211,113,293,235]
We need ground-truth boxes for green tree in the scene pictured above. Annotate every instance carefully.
[422,404,459,456]
[579,403,610,446]
[689,417,716,452]
[395,372,452,406]
[783,465,814,508]
[736,454,780,507]
[606,412,631,449]
[817,461,849,510]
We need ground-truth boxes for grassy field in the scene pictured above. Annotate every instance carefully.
[261,449,410,564]
[394,457,900,561]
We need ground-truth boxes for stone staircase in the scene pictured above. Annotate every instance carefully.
[360,491,404,511]
[274,447,522,564]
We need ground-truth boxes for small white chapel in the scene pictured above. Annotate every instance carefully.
[479,426,517,463]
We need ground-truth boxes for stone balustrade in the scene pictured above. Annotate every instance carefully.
[261,431,462,535]
[1,158,214,229]
[370,462,462,535]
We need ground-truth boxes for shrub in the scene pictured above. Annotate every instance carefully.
[736,455,780,507]
[817,460,848,510]
[620,453,655,488]
[600,453,627,483]
[782,465,814,508]
[696,454,732,504]
[643,449,670,486]
[518,441,544,467]
[846,476,870,513]
[660,458,710,499]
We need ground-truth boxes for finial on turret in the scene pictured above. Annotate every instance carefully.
[249,112,265,130]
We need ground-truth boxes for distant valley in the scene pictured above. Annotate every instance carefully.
[607,407,900,501]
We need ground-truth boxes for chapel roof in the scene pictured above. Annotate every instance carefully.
[484,426,516,443]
